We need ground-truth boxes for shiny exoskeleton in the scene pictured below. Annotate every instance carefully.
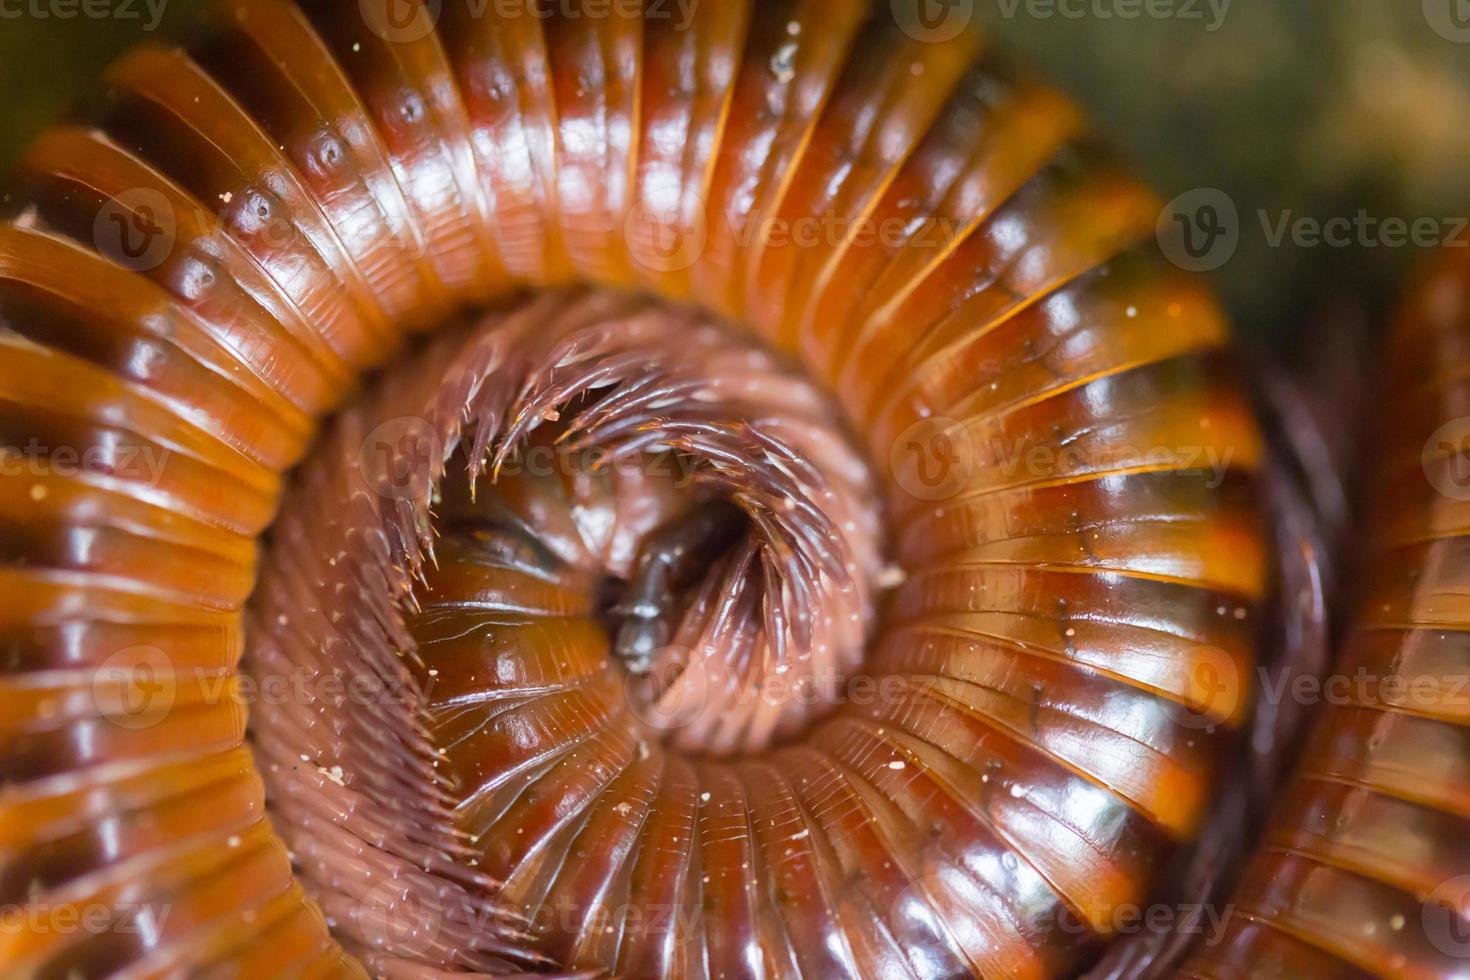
[0,1,1342,977]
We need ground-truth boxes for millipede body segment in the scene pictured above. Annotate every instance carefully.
[1,0,1408,977]
[1177,245,1470,980]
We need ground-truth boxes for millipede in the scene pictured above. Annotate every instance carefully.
[0,0,1464,977]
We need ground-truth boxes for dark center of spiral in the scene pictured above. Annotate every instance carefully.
[597,498,749,674]
[409,291,886,756]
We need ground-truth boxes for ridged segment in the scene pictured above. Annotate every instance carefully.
[0,2,1270,977]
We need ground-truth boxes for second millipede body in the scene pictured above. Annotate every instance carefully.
[0,0,1462,977]
[1178,246,1470,980]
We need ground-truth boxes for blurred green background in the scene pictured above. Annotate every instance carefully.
[1,0,1468,344]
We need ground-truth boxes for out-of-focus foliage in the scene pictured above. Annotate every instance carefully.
[982,0,1470,340]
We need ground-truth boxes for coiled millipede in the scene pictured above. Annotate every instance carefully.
[0,1,1461,977]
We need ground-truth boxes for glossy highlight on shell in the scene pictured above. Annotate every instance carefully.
[3,0,1460,978]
